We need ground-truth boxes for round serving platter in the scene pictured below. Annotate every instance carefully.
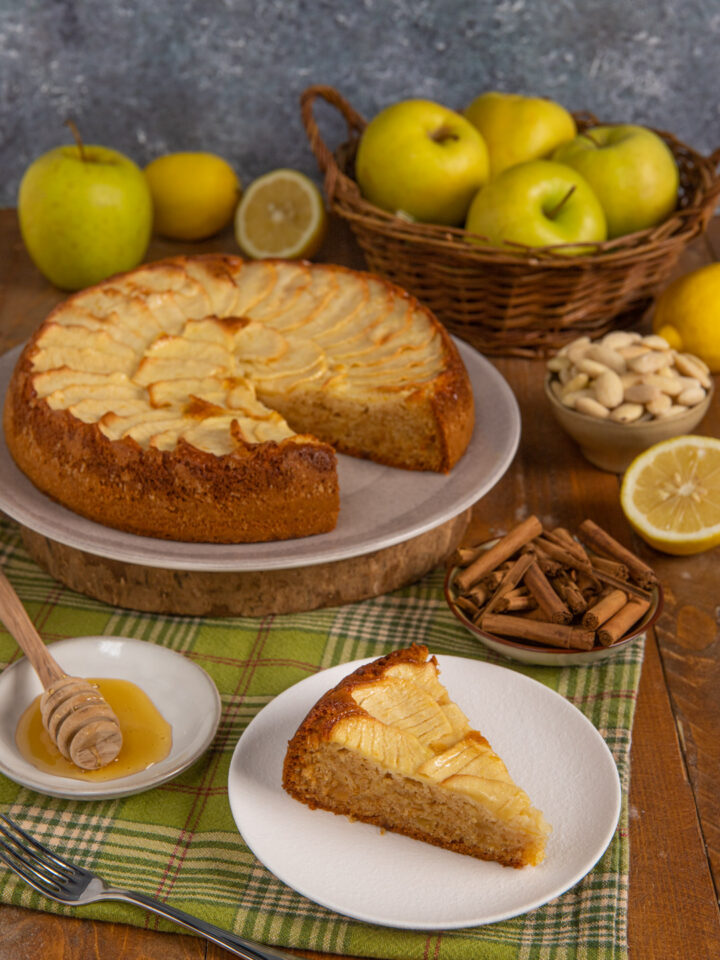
[0,339,520,615]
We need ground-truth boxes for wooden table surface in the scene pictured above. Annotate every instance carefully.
[0,208,719,960]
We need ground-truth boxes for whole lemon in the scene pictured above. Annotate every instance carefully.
[653,263,720,372]
[144,152,241,240]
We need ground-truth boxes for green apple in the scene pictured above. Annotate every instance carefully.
[18,129,153,290]
[464,91,576,178]
[465,160,607,254]
[355,99,489,226]
[552,125,679,238]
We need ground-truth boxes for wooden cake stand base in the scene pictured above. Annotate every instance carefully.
[19,509,470,617]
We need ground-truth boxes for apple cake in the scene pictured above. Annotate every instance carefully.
[282,645,551,867]
[4,255,474,543]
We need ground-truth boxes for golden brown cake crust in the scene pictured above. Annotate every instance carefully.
[4,256,474,543]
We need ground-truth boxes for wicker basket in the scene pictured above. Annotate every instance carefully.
[300,84,720,357]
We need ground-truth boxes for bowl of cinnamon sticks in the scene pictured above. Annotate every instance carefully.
[445,515,663,666]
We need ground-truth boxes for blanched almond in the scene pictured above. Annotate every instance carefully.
[547,355,571,373]
[624,382,661,404]
[593,369,624,408]
[576,357,611,377]
[585,344,627,374]
[655,403,690,419]
[641,334,672,350]
[678,386,706,406]
[645,393,673,416]
[618,343,651,360]
[609,403,644,423]
[601,331,641,349]
[643,373,683,396]
[575,396,611,418]
[675,353,712,388]
[561,372,589,395]
[561,388,592,408]
[628,350,670,374]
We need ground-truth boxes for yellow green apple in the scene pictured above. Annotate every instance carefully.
[465,160,607,254]
[552,125,679,238]
[463,91,576,178]
[355,99,489,225]
[18,130,153,290]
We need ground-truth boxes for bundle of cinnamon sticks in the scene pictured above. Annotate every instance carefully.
[451,516,658,651]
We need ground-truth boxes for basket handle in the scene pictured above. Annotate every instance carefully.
[300,85,367,202]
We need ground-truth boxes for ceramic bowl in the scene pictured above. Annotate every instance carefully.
[444,542,663,667]
[545,374,714,473]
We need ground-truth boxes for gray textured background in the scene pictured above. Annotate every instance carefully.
[1,0,718,208]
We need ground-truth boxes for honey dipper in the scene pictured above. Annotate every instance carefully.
[0,570,123,770]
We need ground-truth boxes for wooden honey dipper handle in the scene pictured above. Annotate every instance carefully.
[0,569,123,770]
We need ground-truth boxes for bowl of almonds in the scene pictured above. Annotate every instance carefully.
[545,331,714,472]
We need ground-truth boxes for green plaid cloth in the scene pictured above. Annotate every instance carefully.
[0,511,640,960]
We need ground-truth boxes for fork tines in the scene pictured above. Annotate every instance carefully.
[0,814,74,894]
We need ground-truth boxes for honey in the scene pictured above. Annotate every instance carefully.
[16,678,172,782]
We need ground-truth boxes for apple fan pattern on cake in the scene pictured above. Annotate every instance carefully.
[4,255,474,543]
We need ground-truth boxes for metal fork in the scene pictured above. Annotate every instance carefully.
[0,814,302,960]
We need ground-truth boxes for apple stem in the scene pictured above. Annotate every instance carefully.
[65,119,87,162]
[430,124,459,145]
[546,185,576,220]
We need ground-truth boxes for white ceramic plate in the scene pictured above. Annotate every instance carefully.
[0,636,221,800]
[0,339,520,571]
[228,655,621,929]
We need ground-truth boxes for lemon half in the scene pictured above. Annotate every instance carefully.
[234,169,327,260]
[620,435,720,555]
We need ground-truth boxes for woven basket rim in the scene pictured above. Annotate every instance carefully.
[300,83,720,267]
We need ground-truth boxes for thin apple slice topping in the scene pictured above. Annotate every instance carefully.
[350,676,454,749]
[330,715,432,775]
[233,322,288,363]
[99,409,189,443]
[416,734,512,784]
[32,368,133,399]
[442,774,535,821]
[245,262,315,325]
[147,376,227,408]
[228,261,279,315]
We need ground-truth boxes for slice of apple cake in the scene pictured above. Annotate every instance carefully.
[282,644,551,868]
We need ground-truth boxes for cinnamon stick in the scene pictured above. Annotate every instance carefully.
[577,519,657,588]
[523,560,573,624]
[597,596,651,646]
[590,555,629,581]
[484,552,536,615]
[553,572,589,614]
[582,588,629,629]
[454,516,543,591]
[481,613,596,651]
[534,536,595,577]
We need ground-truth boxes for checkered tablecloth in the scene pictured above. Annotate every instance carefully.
[0,513,640,959]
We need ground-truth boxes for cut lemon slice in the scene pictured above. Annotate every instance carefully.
[620,435,720,555]
[234,169,328,260]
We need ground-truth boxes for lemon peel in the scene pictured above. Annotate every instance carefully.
[234,169,327,260]
[620,435,720,555]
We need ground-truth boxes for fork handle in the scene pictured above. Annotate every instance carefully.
[107,887,302,960]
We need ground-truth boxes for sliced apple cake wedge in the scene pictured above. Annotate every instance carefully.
[282,645,551,868]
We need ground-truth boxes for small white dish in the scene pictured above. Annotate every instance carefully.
[228,655,621,930]
[0,636,221,800]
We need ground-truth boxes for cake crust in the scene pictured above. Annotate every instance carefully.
[4,256,474,543]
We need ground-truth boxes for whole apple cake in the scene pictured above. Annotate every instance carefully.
[4,255,474,543]
[282,645,551,868]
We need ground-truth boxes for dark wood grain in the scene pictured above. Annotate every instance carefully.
[0,208,719,959]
